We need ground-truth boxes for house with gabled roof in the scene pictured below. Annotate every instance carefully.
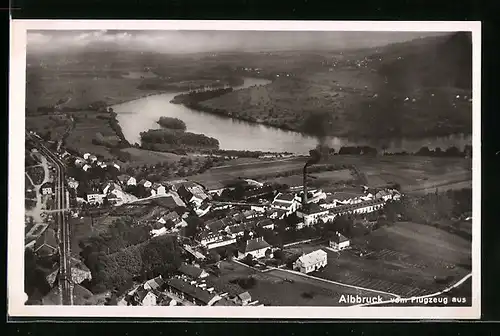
[178,263,209,279]
[194,202,211,217]
[152,182,166,195]
[144,276,166,291]
[271,192,299,215]
[329,232,350,251]
[138,179,152,189]
[34,228,58,258]
[293,249,328,274]
[257,218,275,230]
[131,286,158,306]
[117,174,136,186]
[165,277,222,306]
[238,237,272,260]
[297,203,329,226]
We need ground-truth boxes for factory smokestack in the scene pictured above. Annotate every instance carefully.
[303,149,321,208]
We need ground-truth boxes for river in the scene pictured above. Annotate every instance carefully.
[112,78,472,155]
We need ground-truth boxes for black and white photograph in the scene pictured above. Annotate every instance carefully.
[9,20,481,319]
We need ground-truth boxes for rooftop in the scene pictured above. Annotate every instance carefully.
[296,249,328,267]
[274,193,296,202]
[243,237,271,253]
[330,232,349,243]
[178,263,206,279]
[329,199,385,214]
[166,277,217,305]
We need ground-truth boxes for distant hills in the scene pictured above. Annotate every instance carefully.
[372,32,472,92]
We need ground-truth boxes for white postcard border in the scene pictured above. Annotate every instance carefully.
[8,20,481,319]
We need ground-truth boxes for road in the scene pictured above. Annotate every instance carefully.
[27,132,73,305]
[350,273,473,307]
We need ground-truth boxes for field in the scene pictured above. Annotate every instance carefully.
[25,115,72,141]
[323,155,472,193]
[62,111,125,160]
[285,222,471,300]
[187,157,309,189]
[206,261,393,306]
[262,168,355,190]
[120,147,188,167]
[185,155,471,193]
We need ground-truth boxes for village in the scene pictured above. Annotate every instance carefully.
[25,140,408,307]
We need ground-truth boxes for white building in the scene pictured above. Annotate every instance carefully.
[271,193,299,215]
[195,203,211,217]
[238,237,272,260]
[83,153,91,160]
[297,204,329,226]
[117,175,136,186]
[86,193,105,204]
[329,232,350,251]
[82,164,92,172]
[293,249,328,274]
[138,179,152,189]
[152,183,166,195]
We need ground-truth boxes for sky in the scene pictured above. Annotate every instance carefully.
[27,30,449,54]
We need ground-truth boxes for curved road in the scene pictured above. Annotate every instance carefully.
[350,273,473,307]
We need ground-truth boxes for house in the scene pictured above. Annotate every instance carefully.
[165,277,222,306]
[257,218,275,230]
[208,187,226,197]
[89,155,98,163]
[117,175,136,186]
[329,199,385,218]
[195,203,211,217]
[234,291,252,306]
[375,190,393,201]
[61,151,70,159]
[178,185,210,208]
[269,208,288,220]
[214,297,239,306]
[242,185,274,200]
[67,177,79,190]
[329,232,350,251]
[33,228,58,258]
[144,276,166,291]
[238,237,272,260]
[83,153,91,160]
[178,263,209,279]
[70,257,92,284]
[293,249,328,274]
[205,217,235,233]
[152,183,166,195]
[243,209,259,219]
[132,286,158,306]
[41,182,53,195]
[271,193,299,215]
[74,157,85,167]
[86,193,105,204]
[198,231,237,250]
[103,182,122,195]
[297,189,327,204]
[113,163,121,171]
[226,224,246,237]
[98,162,108,169]
[82,164,92,172]
[138,179,152,189]
[297,204,329,226]
[158,211,187,228]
